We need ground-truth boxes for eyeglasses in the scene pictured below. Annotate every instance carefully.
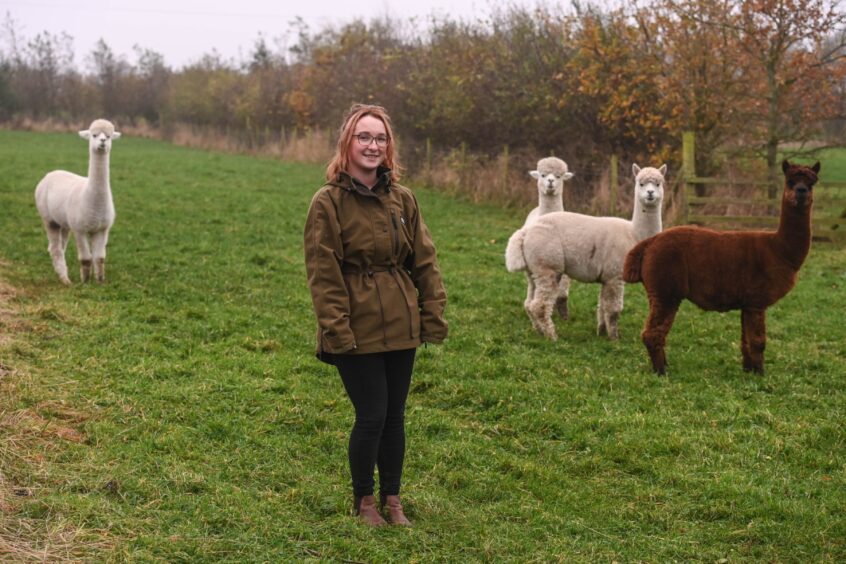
[354,133,389,147]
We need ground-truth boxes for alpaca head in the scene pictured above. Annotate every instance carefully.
[631,163,667,211]
[781,160,820,209]
[79,119,121,155]
[530,157,574,197]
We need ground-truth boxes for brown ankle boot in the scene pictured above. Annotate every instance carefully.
[354,495,387,527]
[380,495,412,526]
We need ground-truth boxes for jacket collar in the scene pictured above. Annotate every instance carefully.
[331,166,394,195]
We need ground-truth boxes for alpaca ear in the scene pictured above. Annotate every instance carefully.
[563,172,574,181]
[529,171,540,179]
[782,159,791,173]
[112,131,121,140]
[79,130,91,139]
[812,161,821,173]
[632,164,641,176]
[658,164,667,176]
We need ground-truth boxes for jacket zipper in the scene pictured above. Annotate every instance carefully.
[389,208,414,340]
[390,209,400,257]
[369,269,390,345]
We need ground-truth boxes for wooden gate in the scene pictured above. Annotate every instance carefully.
[681,132,846,244]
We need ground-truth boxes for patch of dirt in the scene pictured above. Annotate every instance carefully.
[2,408,88,445]
[37,407,85,442]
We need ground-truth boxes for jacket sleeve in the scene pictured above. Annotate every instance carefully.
[304,188,356,353]
[407,194,448,343]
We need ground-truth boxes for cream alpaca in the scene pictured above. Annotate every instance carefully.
[507,164,666,340]
[35,119,121,285]
[511,157,575,319]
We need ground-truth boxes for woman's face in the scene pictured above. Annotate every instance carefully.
[348,115,387,180]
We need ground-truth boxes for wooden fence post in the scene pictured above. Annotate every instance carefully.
[609,154,618,216]
[682,131,696,224]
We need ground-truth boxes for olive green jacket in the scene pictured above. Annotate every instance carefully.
[304,169,447,360]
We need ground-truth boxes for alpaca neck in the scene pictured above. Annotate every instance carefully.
[537,192,564,215]
[775,194,812,270]
[86,151,112,203]
[631,202,663,241]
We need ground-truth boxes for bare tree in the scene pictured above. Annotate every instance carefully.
[133,46,170,124]
[15,31,75,117]
[667,0,846,184]
[87,39,130,117]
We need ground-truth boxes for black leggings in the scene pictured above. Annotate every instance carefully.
[335,348,416,498]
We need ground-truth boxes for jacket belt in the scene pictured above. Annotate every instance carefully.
[342,264,397,275]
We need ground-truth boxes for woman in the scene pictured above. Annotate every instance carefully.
[304,104,448,526]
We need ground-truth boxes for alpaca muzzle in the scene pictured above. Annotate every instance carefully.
[795,185,810,204]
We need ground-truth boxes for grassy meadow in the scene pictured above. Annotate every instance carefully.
[1,130,844,561]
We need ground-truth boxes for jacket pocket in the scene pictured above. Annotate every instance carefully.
[346,275,382,342]
[399,272,421,340]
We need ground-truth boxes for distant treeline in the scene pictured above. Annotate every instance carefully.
[2,0,845,191]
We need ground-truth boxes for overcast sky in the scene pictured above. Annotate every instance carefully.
[0,0,562,69]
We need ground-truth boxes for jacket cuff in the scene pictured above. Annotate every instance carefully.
[333,342,357,354]
[322,329,356,354]
[421,335,445,345]
[420,310,447,342]
[420,322,448,344]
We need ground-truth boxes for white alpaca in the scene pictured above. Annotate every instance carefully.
[524,157,574,223]
[512,157,575,319]
[507,164,666,340]
[35,119,121,285]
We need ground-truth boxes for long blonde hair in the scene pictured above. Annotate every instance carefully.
[325,103,402,183]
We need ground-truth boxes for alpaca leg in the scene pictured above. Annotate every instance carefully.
[60,227,71,253]
[642,298,680,375]
[45,222,71,285]
[555,274,570,320]
[596,287,607,336]
[598,279,625,340]
[528,269,559,340]
[75,231,93,283]
[90,230,109,283]
[524,272,535,318]
[741,309,767,374]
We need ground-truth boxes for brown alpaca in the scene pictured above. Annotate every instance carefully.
[623,160,819,375]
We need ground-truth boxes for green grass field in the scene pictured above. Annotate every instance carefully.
[1,130,844,561]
